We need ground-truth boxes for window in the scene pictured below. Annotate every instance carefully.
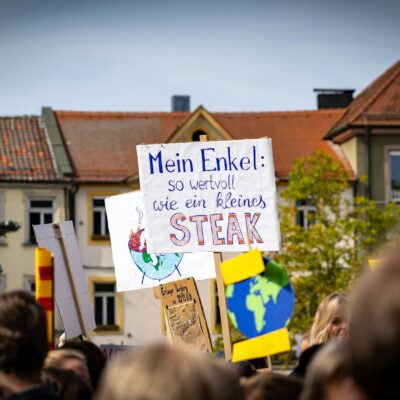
[92,197,109,239]
[28,199,54,243]
[192,129,208,142]
[23,275,36,294]
[94,282,117,330]
[389,151,400,203]
[296,199,316,229]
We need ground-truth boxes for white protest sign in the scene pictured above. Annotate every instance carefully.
[137,138,281,253]
[105,191,216,291]
[33,221,97,339]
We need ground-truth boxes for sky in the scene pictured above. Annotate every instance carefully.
[0,0,399,115]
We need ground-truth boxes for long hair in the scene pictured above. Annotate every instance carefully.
[310,293,347,345]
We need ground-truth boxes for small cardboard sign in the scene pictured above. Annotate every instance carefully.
[154,277,212,353]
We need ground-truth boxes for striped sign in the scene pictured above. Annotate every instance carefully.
[35,248,54,348]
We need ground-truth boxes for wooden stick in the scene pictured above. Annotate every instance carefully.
[214,252,232,360]
[198,134,232,359]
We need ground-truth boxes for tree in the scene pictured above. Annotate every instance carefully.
[276,151,400,333]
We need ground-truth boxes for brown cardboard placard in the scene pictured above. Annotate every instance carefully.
[154,277,212,353]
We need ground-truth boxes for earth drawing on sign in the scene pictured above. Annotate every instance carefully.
[128,208,184,284]
[226,257,295,339]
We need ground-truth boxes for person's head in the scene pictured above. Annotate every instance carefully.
[243,372,303,400]
[300,341,364,400]
[45,349,91,386]
[96,342,242,400]
[61,340,106,391]
[310,293,348,345]
[0,290,48,375]
[42,367,92,400]
[349,245,400,400]
[290,344,325,379]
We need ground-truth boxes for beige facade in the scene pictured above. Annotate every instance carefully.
[0,185,66,292]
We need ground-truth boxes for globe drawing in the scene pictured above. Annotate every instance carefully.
[128,226,183,282]
[129,250,183,281]
[226,257,295,339]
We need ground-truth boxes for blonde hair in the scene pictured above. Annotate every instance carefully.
[96,342,241,400]
[310,293,347,345]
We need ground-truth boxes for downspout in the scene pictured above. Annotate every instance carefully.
[366,125,372,200]
[69,183,79,226]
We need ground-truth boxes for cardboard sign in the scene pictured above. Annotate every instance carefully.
[33,222,97,339]
[105,191,215,291]
[137,138,280,253]
[154,277,212,352]
[221,251,293,362]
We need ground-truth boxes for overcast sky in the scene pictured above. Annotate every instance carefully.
[0,0,399,115]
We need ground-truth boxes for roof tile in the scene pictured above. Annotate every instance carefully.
[0,116,61,181]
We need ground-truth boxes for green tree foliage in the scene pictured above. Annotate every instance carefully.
[277,151,400,333]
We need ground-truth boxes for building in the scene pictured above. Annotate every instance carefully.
[48,105,352,346]
[0,115,71,294]
[1,59,399,346]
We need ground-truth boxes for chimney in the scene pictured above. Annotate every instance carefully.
[313,89,355,109]
[171,95,190,112]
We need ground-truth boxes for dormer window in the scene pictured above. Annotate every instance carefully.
[192,130,208,142]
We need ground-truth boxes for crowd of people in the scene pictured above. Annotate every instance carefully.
[1,244,400,400]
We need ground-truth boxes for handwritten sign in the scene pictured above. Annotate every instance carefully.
[154,277,212,352]
[105,191,215,291]
[137,138,280,253]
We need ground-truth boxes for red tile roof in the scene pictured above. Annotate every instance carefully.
[55,111,189,182]
[55,108,351,182]
[0,116,61,181]
[325,60,400,141]
[213,110,350,179]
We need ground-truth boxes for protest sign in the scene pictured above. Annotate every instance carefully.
[105,191,215,291]
[221,250,294,362]
[137,138,280,253]
[154,277,212,352]
[33,222,97,339]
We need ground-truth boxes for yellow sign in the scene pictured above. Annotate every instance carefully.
[232,327,291,362]
[220,249,265,285]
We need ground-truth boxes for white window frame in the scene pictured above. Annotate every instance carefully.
[28,197,55,242]
[387,149,400,203]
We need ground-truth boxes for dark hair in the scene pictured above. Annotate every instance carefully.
[290,344,325,378]
[0,290,48,373]
[349,246,400,399]
[243,372,303,400]
[42,367,92,400]
[61,340,106,390]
